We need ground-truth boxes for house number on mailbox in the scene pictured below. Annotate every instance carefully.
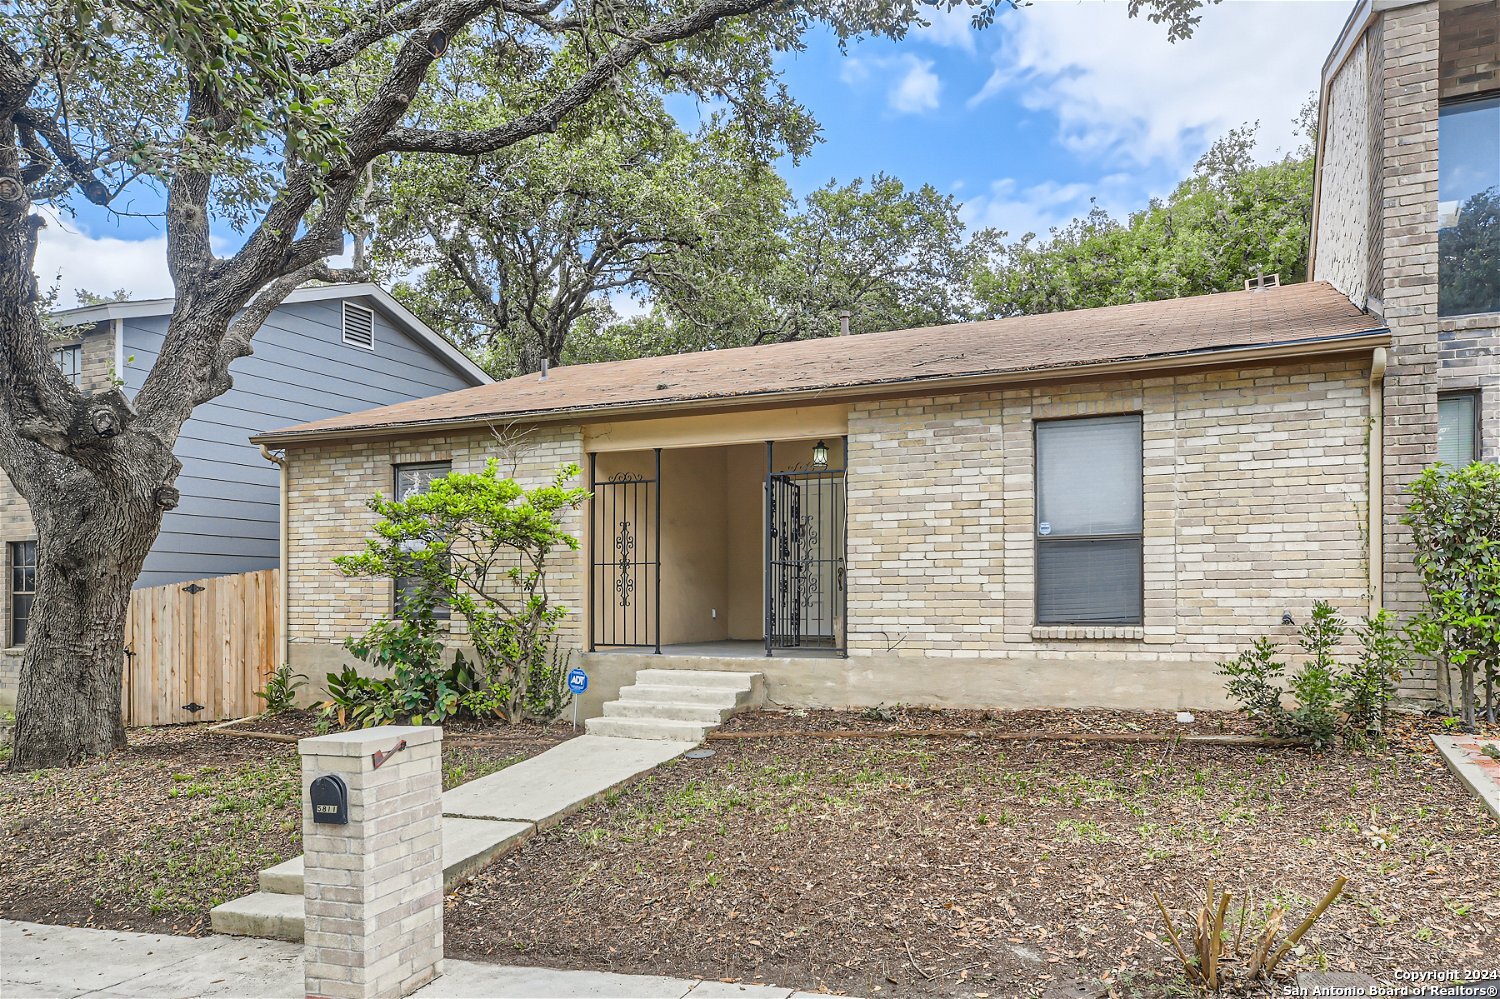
[310,774,349,825]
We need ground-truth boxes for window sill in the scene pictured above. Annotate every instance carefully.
[1438,311,1500,332]
[1031,625,1145,641]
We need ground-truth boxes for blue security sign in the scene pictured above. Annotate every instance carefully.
[566,667,589,694]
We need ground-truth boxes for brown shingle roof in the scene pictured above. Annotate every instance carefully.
[256,282,1386,443]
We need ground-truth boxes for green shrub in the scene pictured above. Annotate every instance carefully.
[329,460,587,728]
[254,663,307,715]
[1216,601,1405,749]
[1402,461,1500,731]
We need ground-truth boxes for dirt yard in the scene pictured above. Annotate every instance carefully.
[445,709,1500,998]
[0,719,574,935]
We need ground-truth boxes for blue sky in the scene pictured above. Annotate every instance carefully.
[35,0,1355,307]
[774,0,1352,233]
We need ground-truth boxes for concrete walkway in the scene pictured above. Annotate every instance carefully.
[1433,734,1500,820]
[212,734,699,940]
[0,921,824,999]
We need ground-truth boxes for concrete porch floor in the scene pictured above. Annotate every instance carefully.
[591,639,843,659]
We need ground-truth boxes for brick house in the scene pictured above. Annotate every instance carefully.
[253,0,1495,716]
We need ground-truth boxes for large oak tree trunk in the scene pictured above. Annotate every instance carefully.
[8,448,175,770]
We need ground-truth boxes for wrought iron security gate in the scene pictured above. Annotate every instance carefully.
[588,449,661,653]
[764,441,847,656]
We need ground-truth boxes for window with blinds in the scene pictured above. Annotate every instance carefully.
[1035,415,1144,625]
[393,461,451,620]
[1438,391,1480,467]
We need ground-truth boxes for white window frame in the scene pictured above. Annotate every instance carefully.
[1033,414,1145,627]
[53,344,83,387]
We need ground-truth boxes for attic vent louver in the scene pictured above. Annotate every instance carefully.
[1244,272,1281,292]
[342,301,375,349]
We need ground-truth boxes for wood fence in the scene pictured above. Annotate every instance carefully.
[121,568,280,727]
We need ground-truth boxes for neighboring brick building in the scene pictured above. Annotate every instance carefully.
[256,284,1392,712]
[1311,0,1500,700]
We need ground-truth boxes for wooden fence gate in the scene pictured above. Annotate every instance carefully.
[121,568,280,727]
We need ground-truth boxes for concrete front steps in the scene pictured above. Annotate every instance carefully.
[211,815,535,942]
[584,669,766,741]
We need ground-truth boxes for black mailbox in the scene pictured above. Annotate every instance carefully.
[310,774,349,825]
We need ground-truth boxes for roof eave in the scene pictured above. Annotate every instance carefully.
[50,283,491,386]
[252,327,1392,447]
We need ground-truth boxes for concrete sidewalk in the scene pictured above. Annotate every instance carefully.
[0,921,823,999]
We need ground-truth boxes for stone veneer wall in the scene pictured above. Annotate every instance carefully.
[0,322,117,708]
[283,424,586,682]
[1316,33,1374,310]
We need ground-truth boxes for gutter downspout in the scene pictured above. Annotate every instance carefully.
[1368,347,1387,616]
[258,444,290,669]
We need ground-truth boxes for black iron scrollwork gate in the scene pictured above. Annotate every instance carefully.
[765,446,847,656]
[588,449,661,653]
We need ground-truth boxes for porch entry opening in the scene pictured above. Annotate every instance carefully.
[586,439,847,657]
[764,440,847,656]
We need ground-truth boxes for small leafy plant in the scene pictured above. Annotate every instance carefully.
[254,663,307,715]
[1217,602,1405,748]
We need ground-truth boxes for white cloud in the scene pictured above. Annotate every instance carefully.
[959,177,1095,239]
[891,56,942,114]
[970,0,1351,170]
[912,5,979,54]
[34,220,174,308]
[959,172,1151,241]
[840,53,943,115]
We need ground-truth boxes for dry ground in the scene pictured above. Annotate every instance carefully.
[445,709,1500,999]
[0,720,573,935]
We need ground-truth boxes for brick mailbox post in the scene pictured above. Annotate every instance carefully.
[299,725,445,999]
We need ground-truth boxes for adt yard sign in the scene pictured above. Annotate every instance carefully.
[567,667,588,731]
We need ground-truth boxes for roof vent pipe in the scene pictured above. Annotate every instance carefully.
[539,358,549,380]
[838,310,851,336]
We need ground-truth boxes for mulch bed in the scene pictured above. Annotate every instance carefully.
[445,708,1500,998]
[0,719,573,936]
[716,706,1264,739]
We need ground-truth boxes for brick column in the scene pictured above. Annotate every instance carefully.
[299,725,444,999]
[1378,1,1441,702]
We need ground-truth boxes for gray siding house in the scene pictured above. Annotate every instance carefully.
[1,283,489,675]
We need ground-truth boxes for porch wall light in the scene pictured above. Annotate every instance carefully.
[812,440,830,468]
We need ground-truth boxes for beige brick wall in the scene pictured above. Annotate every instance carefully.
[1376,4,1442,671]
[843,358,1374,675]
[1440,0,1499,101]
[284,424,586,672]
[288,356,1379,709]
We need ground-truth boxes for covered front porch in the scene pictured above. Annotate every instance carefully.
[584,436,848,659]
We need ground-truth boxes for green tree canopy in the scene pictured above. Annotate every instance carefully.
[584,173,999,358]
[972,121,1314,317]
